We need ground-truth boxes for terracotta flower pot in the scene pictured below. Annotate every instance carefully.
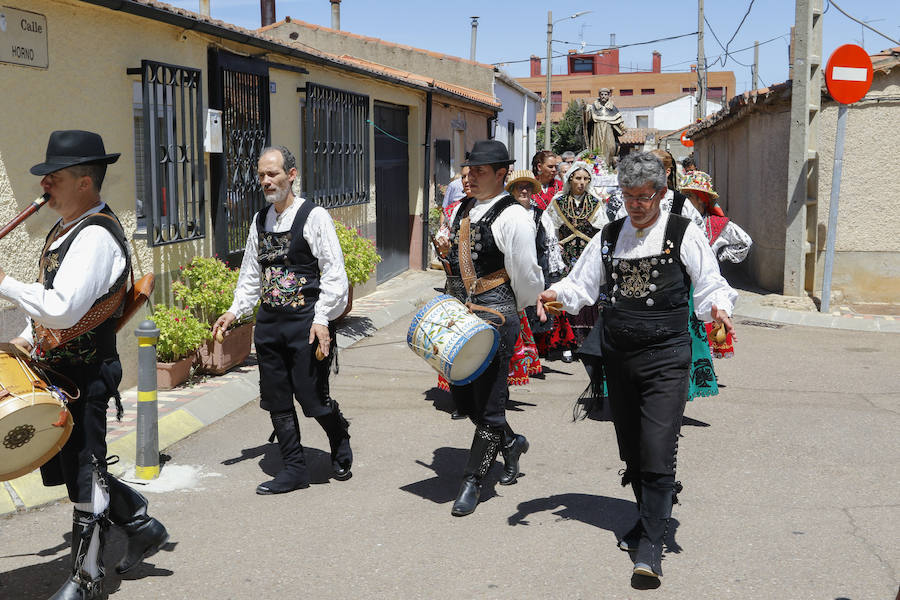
[157,354,194,390]
[198,322,253,375]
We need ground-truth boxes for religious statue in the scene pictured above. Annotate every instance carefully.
[582,88,626,166]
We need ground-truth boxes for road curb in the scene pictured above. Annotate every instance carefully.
[0,270,444,516]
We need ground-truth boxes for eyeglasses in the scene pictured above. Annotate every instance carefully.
[622,190,660,204]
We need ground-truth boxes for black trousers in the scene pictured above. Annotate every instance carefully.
[604,339,691,475]
[255,310,333,416]
[449,311,519,428]
[40,358,122,503]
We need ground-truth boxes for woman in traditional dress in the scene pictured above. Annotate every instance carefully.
[680,170,752,358]
[530,150,561,211]
[544,161,609,361]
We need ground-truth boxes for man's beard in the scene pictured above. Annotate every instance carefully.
[264,186,289,204]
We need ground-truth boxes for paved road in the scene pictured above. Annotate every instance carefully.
[1,314,898,599]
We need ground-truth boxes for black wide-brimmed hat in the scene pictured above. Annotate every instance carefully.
[30,130,120,176]
[462,140,515,167]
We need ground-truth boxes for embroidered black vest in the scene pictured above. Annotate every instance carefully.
[36,206,130,366]
[444,196,518,314]
[599,214,691,351]
[554,194,602,268]
[256,200,321,314]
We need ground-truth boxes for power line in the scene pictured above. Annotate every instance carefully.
[661,32,788,70]
[705,17,753,68]
[827,0,899,46]
[492,31,698,66]
[554,31,698,50]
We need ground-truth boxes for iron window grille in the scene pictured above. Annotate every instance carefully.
[131,60,206,246]
[304,83,370,209]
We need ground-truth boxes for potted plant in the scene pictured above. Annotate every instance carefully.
[334,220,382,318]
[173,256,256,375]
[151,305,209,390]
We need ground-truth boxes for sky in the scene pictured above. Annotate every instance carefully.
[165,0,899,94]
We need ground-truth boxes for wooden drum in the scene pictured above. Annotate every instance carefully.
[0,347,73,481]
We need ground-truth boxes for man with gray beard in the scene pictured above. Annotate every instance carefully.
[214,146,353,494]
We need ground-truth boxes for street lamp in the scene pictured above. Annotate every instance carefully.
[544,10,592,150]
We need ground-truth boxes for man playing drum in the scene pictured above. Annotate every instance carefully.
[0,130,168,599]
[435,140,544,516]
[213,146,353,495]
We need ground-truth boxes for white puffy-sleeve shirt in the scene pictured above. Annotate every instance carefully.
[710,220,753,264]
[0,202,127,346]
[446,193,544,311]
[227,197,349,326]
[550,212,737,321]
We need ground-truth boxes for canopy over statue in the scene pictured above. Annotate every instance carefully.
[582,89,626,166]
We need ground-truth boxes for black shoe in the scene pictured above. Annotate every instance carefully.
[450,409,467,420]
[498,434,529,486]
[619,520,643,552]
[316,401,353,482]
[50,576,105,600]
[561,350,574,363]
[256,475,310,495]
[106,478,169,574]
[115,516,169,574]
[450,477,481,517]
[332,463,353,481]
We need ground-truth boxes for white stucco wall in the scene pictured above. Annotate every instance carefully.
[493,79,539,171]
[813,68,900,303]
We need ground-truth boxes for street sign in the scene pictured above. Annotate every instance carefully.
[825,44,873,105]
[680,131,694,147]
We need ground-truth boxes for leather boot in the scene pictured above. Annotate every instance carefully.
[106,477,169,574]
[315,400,353,481]
[50,509,106,600]
[257,410,310,494]
[451,425,502,517]
[498,425,529,486]
[633,473,674,578]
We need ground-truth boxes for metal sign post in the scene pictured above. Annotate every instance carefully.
[820,44,873,313]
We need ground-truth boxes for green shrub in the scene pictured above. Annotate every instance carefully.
[151,305,210,362]
[334,220,381,286]
[173,256,253,326]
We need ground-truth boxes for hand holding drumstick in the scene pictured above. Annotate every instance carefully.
[536,289,564,322]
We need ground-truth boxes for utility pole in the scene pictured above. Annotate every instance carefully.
[696,0,707,120]
[752,40,759,90]
[544,10,552,150]
[469,17,479,62]
[784,0,823,296]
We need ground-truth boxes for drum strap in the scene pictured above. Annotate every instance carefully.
[458,216,507,325]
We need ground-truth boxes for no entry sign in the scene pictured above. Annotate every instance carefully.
[680,130,693,147]
[825,44,873,104]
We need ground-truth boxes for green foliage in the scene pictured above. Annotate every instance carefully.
[552,100,586,155]
[535,101,585,156]
[151,304,210,363]
[428,206,443,235]
[173,256,246,326]
[334,220,381,286]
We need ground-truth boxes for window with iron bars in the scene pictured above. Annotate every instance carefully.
[303,83,370,209]
[129,60,206,245]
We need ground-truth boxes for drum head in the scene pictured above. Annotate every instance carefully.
[448,327,500,385]
[0,398,72,481]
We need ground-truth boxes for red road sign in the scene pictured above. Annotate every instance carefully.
[680,131,694,147]
[825,44,873,105]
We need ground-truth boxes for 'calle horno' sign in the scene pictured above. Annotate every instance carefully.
[0,7,48,69]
